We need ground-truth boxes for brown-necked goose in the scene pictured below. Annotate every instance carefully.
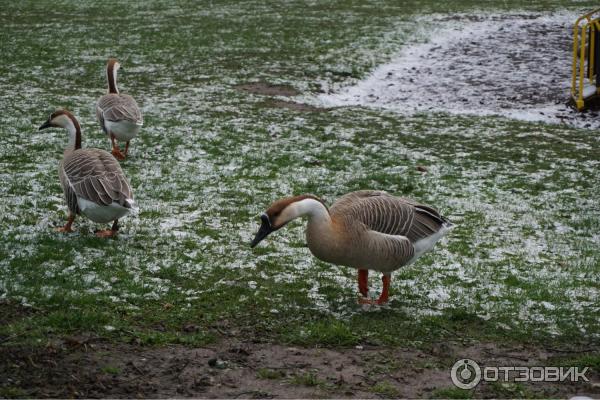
[39,110,136,237]
[251,190,452,304]
[96,58,143,160]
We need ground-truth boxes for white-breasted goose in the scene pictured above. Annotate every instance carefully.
[251,190,452,305]
[39,110,136,237]
[96,58,143,160]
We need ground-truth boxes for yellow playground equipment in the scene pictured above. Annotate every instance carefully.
[571,8,600,111]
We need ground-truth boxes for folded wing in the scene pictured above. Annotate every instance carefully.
[60,149,133,210]
[97,94,143,130]
[331,190,449,243]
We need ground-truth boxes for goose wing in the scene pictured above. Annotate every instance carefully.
[331,190,448,243]
[97,94,143,125]
[59,159,80,215]
[61,149,133,207]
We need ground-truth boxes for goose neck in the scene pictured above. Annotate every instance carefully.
[107,62,119,94]
[290,198,331,225]
[64,115,82,151]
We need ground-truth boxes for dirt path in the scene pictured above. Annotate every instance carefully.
[1,337,598,398]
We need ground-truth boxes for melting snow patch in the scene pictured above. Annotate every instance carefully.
[315,12,600,129]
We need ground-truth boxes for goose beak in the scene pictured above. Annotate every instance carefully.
[250,214,272,248]
[38,120,53,130]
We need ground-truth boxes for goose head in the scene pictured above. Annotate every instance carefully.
[250,194,325,248]
[39,109,81,149]
[39,109,77,130]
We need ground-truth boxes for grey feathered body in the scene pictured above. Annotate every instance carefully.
[59,148,134,220]
[96,94,143,140]
[305,190,450,273]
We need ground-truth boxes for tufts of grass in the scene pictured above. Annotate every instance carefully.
[550,353,600,372]
[371,380,401,398]
[289,372,322,387]
[100,365,121,375]
[256,368,286,380]
[281,320,359,347]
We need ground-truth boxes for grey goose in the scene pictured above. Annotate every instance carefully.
[251,190,452,304]
[39,110,136,237]
[96,58,143,160]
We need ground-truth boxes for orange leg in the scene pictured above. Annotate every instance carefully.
[95,220,119,238]
[124,141,130,157]
[358,269,369,297]
[358,274,391,305]
[378,274,391,304]
[110,134,125,160]
[55,213,75,233]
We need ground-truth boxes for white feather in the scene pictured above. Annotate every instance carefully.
[409,224,452,264]
[77,197,132,223]
[104,120,141,141]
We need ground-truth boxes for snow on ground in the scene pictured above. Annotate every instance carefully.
[313,12,600,129]
[1,5,598,339]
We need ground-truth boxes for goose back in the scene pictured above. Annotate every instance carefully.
[59,148,133,215]
[307,190,449,272]
[331,190,447,242]
[96,93,143,133]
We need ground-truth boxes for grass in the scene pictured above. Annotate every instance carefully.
[289,372,323,387]
[550,353,600,372]
[257,368,286,380]
[371,381,401,397]
[1,0,600,356]
[100,365,121,375]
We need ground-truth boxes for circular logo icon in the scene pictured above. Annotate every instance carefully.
[451,358,481,389]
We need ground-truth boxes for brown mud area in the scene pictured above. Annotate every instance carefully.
[235,82,301,97]
[1,338,598,398]
[234,82,329,112]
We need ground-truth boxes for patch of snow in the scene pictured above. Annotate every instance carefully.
[312,12,600,129]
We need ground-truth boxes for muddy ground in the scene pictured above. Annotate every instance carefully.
[1,336,598,398]
[235,82,330,113]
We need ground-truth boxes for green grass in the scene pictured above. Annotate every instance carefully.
[100,365,121,375]
[289,372,323,387]
[257,368,286,380]
[1,0,599,353]
[550,353,600,372]
[371,381,401,397]
[281,320,359,346]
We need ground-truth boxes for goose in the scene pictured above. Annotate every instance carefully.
[250,190,452,305]
[96,58,143,160]
[39,109,136,237]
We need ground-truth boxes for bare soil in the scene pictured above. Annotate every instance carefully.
[1,337,598,398]
[234,82,329,112]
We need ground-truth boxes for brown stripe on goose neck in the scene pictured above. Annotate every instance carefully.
[54,110,82,150]
[266,194,327,218]
[107,58,119,94]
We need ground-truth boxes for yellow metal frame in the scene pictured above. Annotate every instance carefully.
[571,8,600,110]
